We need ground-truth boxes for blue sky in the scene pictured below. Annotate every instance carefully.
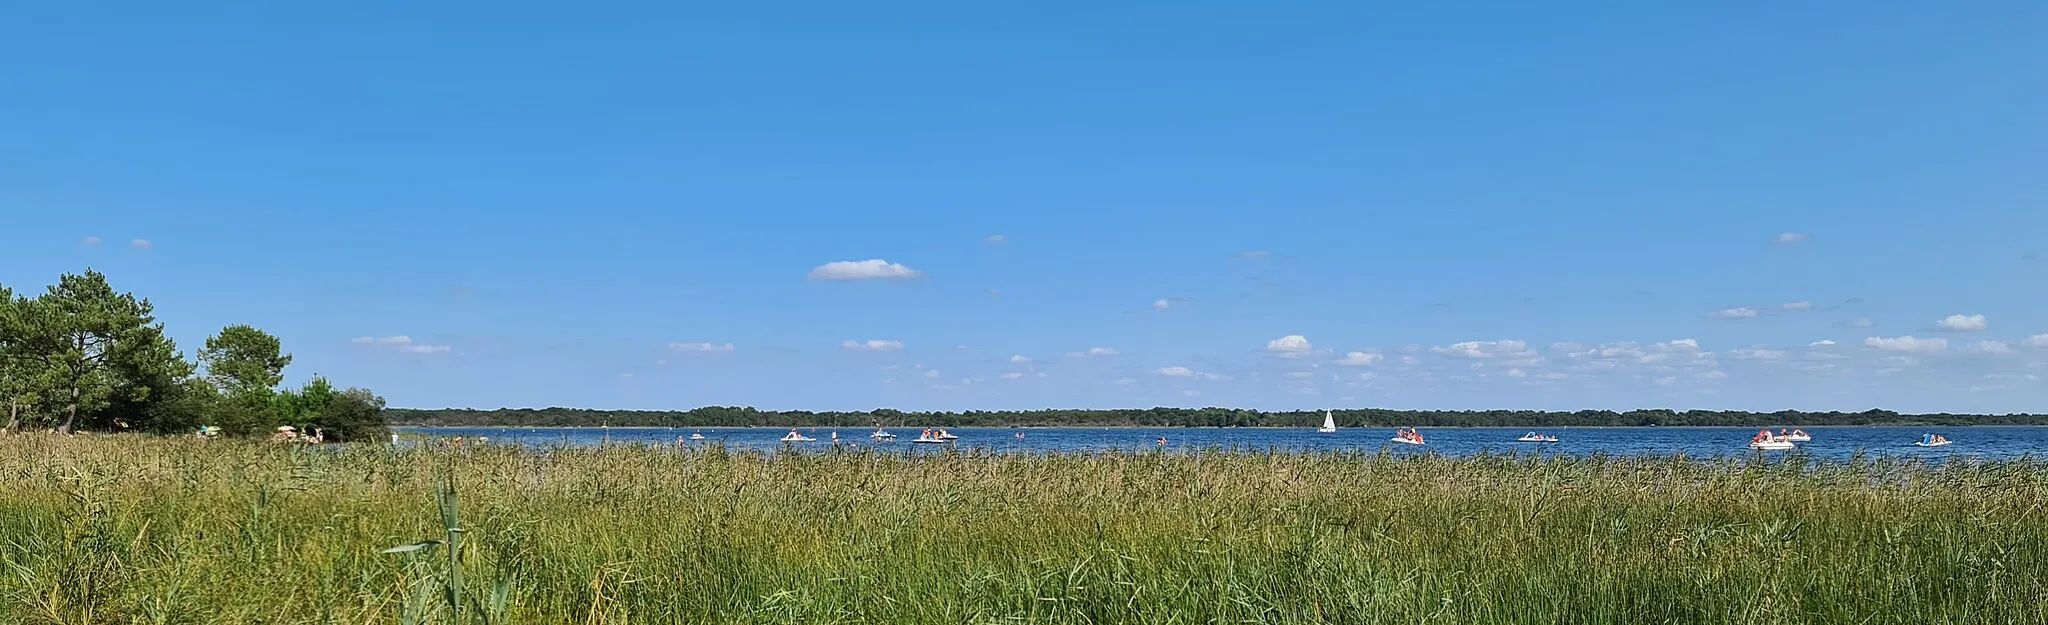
[4,2,2046,413]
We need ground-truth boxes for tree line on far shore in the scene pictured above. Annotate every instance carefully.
[386,406,2048,429]
[0,269,389,440]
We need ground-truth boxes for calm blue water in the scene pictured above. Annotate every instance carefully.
[393,425,2048,460]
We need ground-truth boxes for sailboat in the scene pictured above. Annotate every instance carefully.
[1317,410,1337,433]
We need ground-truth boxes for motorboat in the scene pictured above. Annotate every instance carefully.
[1782,429,1812,442]
[1515,432,1558,443]
[779,430,816,443]
[1914,434,1952,447]
[870,429,897,441]
[1317,410,1337,433]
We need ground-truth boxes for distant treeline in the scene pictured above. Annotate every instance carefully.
[386,406,2048,428]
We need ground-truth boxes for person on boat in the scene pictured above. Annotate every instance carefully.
[1157,436,1167,446]
[1754,430,1770,443]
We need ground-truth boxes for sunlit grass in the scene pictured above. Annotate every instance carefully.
[1,435,2043,624]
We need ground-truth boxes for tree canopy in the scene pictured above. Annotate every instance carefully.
[0,269,389,440]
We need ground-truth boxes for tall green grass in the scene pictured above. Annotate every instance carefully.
[1,435,2042,624]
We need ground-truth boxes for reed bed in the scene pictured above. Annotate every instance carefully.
[1,435,2043,624]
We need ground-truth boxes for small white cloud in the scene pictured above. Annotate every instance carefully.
[1157,366,1196,378]
[1866,336,1948,353]
[353,335,413,345]
[1183,390,1202,397]
[842,339,904,352]
[1266,335,1314,355]
[1730,348,1787,360]
[1709,307,1758,320]
[1653,338,1701,353]
[1357,372,1378,381]
[1539,372,1569,381]
[130,239,152,249]
[1199,372,1230,381]
[2029,334,2048,348]
[1970,340,2016,356]
[1655,376,1678,385]
[1008,354,1032,364]
[1699,370,1729,380]
[1000,372,1025,380]
[1809,339,1837,347]
[1782,301,1813,312]
[925,369,940,378]
[1933,314,1987,332]
[1235,250,1270,259]
[81,236,101,246]
[984,234,1008,244]
[1400,355,1420,366]
[1152,299,1171,311]
[398,344,451,354]
[1112,378,1136,385]
[1505,368,1528,378]
[1774,232,1808,244]
[1432,340,1533,359]
[1067,347,1119,358]
[1335,351,1382,366]
[668,342,735,353]
[807,259,924,281]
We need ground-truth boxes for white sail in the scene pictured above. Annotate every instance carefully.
[1318,410,1337,433]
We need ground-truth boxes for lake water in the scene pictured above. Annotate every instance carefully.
[393,425,2048,460]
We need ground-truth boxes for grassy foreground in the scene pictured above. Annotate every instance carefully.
[2,436,2044,624]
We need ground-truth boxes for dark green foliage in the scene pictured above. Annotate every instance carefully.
[0,269,389,438]
[385,405,2044,428]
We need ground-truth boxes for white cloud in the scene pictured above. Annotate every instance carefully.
[353,336,413,345]
[1157,366,1197,377]
[1934,314,1987,332]
[668,342,735,353]
[984,234,1007,244]
[1505,368,1528,378]
[807,259,924,281]
[1335,351,1382,366]
[1357,372,1379,381]
[1655,376,1678,385]
[1708,307,1758,319]
[1865,336,1948,353]
[1400,355,1420,366]
[1699,370,1729,380]
[1112,378,1136,385]
[1539,372,1569,381]
[1152,299,1171,311]
[1809,339,1837,347]
[1782,301,1813,312]
[842,339,904,352]
[1200,372,1230,381]
[1730,348,1787,360]
[2029,334,2048,348]
[1235,250,1270,259]
[925,369,940,378]
[1653,338,1700,353]
[1433,340,1533,359]
[1008,354,1032,364]
[1774,232,1808,244]
[1970,340,2016,356]
[398,344,450,354]
[130,239,152,249]
[1067,347,1119,358]
[81,236,101,246]
[1000,372,1025,380]
[1266,335,1314,356]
